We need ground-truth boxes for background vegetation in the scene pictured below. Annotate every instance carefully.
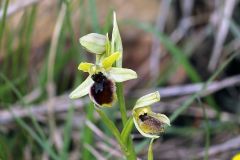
[0,0,240,159]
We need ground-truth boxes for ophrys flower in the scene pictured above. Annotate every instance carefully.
[69,52,137,107]
[132,91,170,138]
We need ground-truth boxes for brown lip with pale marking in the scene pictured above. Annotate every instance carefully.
[90,72,115,106]
[138,113,165,134]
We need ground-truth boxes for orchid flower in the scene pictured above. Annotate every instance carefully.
[69,52,137,107]
[132,91,170,138]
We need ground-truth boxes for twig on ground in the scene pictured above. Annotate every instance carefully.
[197,136,240,158]
[133,74,240,98]
[21,88,41,104]
[208,0,236,71]
[0,94,86,124]
[96,142,122,158]
[85,120,118,148]
[1,75,240,125]
[84,143,106,160]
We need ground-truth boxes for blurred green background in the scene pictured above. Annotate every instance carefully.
[0,0,240,159]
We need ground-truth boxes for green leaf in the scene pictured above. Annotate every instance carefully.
[121,117,134,144]
[148,138,155,160]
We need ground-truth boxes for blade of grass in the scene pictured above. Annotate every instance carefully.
[82,102,95,160]
[103,8,114,34]
[0,0,9,45]
[197,97,210,160]
[0,73,46,140]
[74,0,87,85]
[88,0,100,33]
[0,73,59,159]
[59,0,88,93]
[60,105,74,160]
[170,52,240,122]
[12,110,59,160]
[22,5,37,69]
[0,74,26,98]
[0,138,7,160]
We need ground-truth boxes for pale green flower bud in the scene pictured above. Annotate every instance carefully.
[80,33,106,54]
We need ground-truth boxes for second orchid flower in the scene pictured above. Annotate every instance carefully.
[132,91,170,138]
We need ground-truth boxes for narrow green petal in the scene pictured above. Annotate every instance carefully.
[102,52,121,70]
[69,76,93,99]
[134,92,160,109]
[109,67,137,82]
[78,62,94,72]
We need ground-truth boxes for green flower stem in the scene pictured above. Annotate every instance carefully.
[95,108,128,154]
[116,83,137,159]
[116,83,127,125]
[148,138,155,160]
[120,118,136,160]
[126,138,137,160]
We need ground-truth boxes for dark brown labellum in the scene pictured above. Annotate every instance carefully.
[90,72,115,106]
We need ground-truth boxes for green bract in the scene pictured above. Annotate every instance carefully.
[80,33,107,54]
[132,91,170,138]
